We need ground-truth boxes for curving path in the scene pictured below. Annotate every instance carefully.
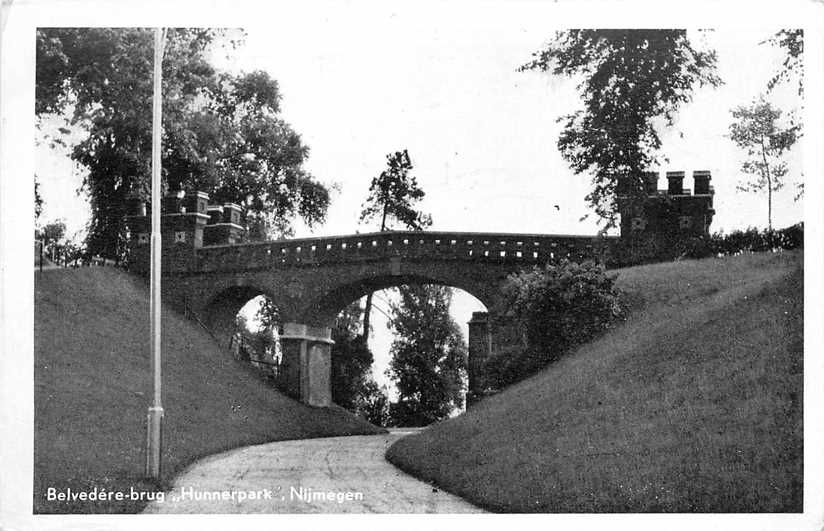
[143,429,484,513]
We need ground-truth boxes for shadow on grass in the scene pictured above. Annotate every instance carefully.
[34,267,384,514]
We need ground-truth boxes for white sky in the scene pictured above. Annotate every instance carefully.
[35,20,805,394]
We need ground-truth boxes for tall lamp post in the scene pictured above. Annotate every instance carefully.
[146,26,166,480]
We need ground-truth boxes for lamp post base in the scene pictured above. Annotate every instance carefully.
[145,406,164,480]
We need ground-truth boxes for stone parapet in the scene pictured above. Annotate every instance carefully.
[195,231,617,273]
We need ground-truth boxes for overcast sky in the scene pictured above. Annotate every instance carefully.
[35,17,805,395]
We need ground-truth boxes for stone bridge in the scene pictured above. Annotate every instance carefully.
[126,192,617,408]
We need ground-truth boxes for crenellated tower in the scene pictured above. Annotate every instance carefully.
[616,169,715,262]
[125,191,246,275]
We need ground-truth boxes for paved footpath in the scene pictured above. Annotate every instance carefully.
[143,429,484,513]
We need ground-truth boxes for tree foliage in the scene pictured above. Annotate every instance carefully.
[728,98,798,233]
[34,177,44,221]
[387,285,467,426]
[330,302,378,412]
[253,295,280,335]
[35,28,329,260]
[355,380,392,427]
[520,30,721,226]
[359,149,432,232]
[40,220,67,247]
[765,29,803,96]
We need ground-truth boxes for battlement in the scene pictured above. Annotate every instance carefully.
[616,169,715,198]
[125,190,247,274]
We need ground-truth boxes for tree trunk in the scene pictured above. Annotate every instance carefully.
[362,292,373,342]
[761,139,773,237]
[362,205,388,344]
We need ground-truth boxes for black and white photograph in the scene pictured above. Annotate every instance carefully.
[1,0,822,529]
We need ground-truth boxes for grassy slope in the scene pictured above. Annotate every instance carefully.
[34,267,384,514]
[386,251,803,512]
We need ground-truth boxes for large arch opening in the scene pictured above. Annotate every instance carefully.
[303,273,496,327]
[318,278,491,427]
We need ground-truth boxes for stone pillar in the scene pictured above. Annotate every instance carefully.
[278,335,303,400]
[467,311,492,406]
[279,323,334,407]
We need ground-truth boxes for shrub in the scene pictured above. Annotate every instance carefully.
[775,222,804,249]
[674,236,714,259]
[481,345,548,391]
[485,260,624,389]
[616,223,804,266]
[706,223,804,256]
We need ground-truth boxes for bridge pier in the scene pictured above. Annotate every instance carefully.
[279,323,334,407]
[467,311,495,406]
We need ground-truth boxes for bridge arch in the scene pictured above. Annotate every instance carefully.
[152,228,611,409]
[299,272,496,327]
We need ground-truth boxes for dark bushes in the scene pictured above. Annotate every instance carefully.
[678,223,804,259]
[483,260,624,390]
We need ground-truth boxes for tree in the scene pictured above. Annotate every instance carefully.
[763,29,804,200]
[386,284,467,426]
[254,295,280,335]
[167,70,330,240]
[34,219,68,265]
[329,302,377,412]
[359,150,432,232]
[330,306,394,426]
[356,380,391,427]
[520,30,721,227]
[358,149,432,342]
[728,98,798,234]
[35,28,329,261]
[41,220,66,247]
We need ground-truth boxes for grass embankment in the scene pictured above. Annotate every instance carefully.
[35,267,384,514]
[387,251,803,512]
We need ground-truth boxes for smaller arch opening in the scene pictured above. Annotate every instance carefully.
[231,294,283,386]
